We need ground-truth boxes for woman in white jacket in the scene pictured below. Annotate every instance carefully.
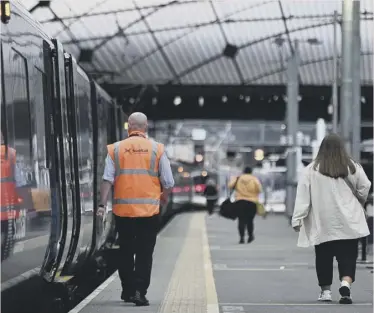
[292,134,371,304]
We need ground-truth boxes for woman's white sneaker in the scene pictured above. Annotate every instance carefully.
[318,290,332,301]
[339,282,353,304]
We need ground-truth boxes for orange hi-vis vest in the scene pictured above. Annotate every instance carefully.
[0,145,18,221]
[107,132,164,218]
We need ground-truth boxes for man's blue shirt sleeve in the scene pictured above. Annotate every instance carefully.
[158,152,175,189]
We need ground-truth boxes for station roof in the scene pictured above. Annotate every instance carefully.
[24,0,373,86]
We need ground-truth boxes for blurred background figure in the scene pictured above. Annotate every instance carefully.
[204,179,218,215]
[229,167,263,244]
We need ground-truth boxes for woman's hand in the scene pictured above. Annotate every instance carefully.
[293,225,301,232]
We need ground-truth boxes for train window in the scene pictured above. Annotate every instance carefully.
[4,49,33,186]
[29,68,49,186]
[107,106,116,143]
[75,77,93,208]
[31,69,47,161]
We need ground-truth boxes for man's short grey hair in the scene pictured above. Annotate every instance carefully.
[207,179,216,185]
[128,112,148,129]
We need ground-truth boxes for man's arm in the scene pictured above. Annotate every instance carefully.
[158,153,174,202]
[291,167,311,230]
[99,154,115,208]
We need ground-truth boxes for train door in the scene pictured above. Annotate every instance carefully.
[59,53,88,276]
[48,39,76,282]
[90,84,115,251]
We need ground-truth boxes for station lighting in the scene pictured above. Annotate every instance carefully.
[174,96,182,106]
[152,97,157,105]
[1,1,11,24]
[124,122,128,130]
[183,172,190,178]
[178,166,183,173]
[244,96,250,103]
[254,149,264,161]
[129,97,135,104]
[201,170,208,177]
[222,96,228,103]
[198,96,204,107]
[195,154,204,162]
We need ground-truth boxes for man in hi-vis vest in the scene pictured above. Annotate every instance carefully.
[97,112,174,306]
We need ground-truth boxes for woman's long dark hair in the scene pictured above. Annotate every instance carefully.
[313,133,356,178]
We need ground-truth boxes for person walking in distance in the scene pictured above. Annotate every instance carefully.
[292,134,371,304]
[204,179,218,215]
[97,112,174,306]
[228,167,262,244]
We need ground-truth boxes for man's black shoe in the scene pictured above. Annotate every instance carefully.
[121,291,135,303]
[133,290,149,306]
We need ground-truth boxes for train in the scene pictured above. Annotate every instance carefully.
[169,162,221,210]
[0,2,174,312]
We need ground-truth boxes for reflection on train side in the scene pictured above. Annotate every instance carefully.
[1,141,52,262]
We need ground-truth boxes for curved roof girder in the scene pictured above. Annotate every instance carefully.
[25,0,373,86]
[245,51,373,84]
[58,13,373,45]
[169,20,333,84]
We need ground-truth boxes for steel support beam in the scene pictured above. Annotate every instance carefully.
[331,10,339,133]
[132,1,181,83]
[340,0,354,153]
[278,1,302,84]
[245,51,372,84]
[352,1,361,161]
[169,21,332,84]
[209,0,245,84]
[285,40,300,220]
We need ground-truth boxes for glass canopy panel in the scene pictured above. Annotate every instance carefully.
[21,0,373,85]
[162,24,225,75]
[181,57,241,85]
[145,1,216,29]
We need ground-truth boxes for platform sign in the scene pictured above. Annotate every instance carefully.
[191,128,206,141]
[167,142,195,163]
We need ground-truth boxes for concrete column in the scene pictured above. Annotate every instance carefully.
[351,0,361,161]
[332,10,339,133]
[242,151,255,168]
[340,0,354,153]
[312,118,327,159]
[285,40,300,220]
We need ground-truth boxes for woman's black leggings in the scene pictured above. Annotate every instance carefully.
[206,200,216,215]
[236,200,257,238]
[314,239,359,286]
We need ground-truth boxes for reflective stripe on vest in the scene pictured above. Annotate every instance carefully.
[0,177,15,183]
[113,198,160,205]
[0,206,17,212]
[113,140,159,178]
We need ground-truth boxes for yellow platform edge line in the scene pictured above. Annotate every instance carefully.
[201,213,220,313]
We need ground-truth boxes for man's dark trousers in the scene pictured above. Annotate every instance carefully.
[115,214,159,296]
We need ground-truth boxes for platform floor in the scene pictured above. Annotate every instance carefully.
[71,211,373,313]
